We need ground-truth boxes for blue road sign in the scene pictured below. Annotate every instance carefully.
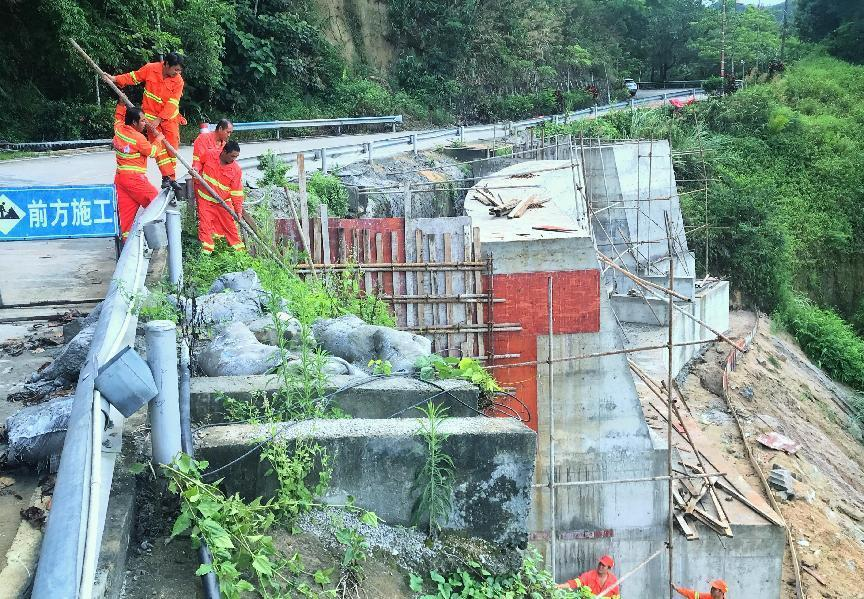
[0,185,118,241]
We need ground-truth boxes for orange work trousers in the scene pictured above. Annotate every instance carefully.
[151,119,180,179]
[197,194,244,253]
[115,173,158,240]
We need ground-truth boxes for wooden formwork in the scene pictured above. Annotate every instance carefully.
[276,214,517,359]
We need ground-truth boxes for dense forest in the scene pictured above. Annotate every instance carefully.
[0,0,848,142]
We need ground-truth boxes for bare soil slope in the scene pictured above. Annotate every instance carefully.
[681,311,864,598]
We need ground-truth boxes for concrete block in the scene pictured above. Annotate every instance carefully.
[189,374,480,422]
[195,417,536,546]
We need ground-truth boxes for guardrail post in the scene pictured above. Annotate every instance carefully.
[663,93,668,105]
[592,105,598,118]
[337,125,342,136]
[392,122,397,133]
[166,209,182,287]
[629,98,635,110]
[458,126,465,143]
[320,149,329,173]
[276,129,281,141]
[410,134,417,155]
[146,320,181,465]
[365,142,373,164]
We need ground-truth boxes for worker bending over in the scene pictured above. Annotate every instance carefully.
[108,53,185,191]
[673,578,728,598]
[113,106,164,240]
[197,141,245,254]
[191,119,233,171]
[558,555,620,597]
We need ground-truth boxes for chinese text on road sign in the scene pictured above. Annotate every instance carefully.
[0,186,117,241]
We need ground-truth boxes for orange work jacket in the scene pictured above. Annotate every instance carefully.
[113,124,158,176]
[566,570,621,597]
[197,149,244,216]
[115,62,184,123]
[191,132,225,172]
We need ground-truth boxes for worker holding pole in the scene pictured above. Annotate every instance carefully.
[558,555,621,597]
[107,52,186,192]
[673,579,728,598]
[196,141,245,254]
[112,106,164,240]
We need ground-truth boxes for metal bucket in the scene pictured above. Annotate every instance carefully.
[95,346,158,417]
[143,219,168,249]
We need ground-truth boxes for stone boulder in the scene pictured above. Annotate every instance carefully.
[208,269,263,294]
[312,315,431,374]
[246,313,307,349]
[181,289,265,327]
[197,322,281,377]
[29,320,96,384]
[5,395,74,466]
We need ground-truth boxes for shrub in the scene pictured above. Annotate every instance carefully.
[307,171,349,217]
[777,295,864,391]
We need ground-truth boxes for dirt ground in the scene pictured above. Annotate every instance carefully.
[678,310,864,598]
[0,314,72,576]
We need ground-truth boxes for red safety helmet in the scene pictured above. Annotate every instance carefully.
[598,555,615,568]
[710,579,728,593]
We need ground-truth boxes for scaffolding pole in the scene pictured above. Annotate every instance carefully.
[547,276,557,580]
[665,212,675,599]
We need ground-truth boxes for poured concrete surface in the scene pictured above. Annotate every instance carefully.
[0,238,116,306]
[190,374,481,422]
[196,416,536,545]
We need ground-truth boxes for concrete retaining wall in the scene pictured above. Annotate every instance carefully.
[195,417,536,546]
[189,374,480,422]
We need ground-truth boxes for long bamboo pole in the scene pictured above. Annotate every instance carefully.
[69,39,286,267]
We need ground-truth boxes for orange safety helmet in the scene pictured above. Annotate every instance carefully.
[598,555,615,568]
[710,579,728,593]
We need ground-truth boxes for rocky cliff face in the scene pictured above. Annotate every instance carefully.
[315,0,395,73]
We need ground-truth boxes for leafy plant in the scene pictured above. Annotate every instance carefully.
[257,150,291,187]
[308,171,350,218]
[331,506,379,595]
[410,548,588,598]
[415,355,502,396]
[368,359,393,375]
[412,402,454,537]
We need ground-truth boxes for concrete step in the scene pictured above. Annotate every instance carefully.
[195,416,535,545]
[190,374,481,422]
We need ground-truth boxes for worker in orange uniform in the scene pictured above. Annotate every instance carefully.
[196,140,245,254]
[113,106,164,240]
[190,119,233,201]
[558,555,620,597]
[108,53,185,191]
[191,119,233,171]
[673,578,728,598]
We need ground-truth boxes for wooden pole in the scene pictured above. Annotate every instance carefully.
[297,152,310,254]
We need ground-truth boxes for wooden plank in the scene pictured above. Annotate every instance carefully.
[415,229,425,330]
[363,229,373,293]
[427,233,439,352]
[312,218,323,265]
[472,227,486,359]
[675,514,699,541]
[462,225,475,357]
[375,233,384,292]
[391,231,405,327]
[508,195,534,219]
[297,153,310,252]
[443,233,454,357]
[337,227,346,262]
[319,205,331,265]
[351,228,360,263]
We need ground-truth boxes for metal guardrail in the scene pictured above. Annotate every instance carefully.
[226,115,402,133]
[1,115,405,151]
[32,189,174,598]
[238,89,702,175]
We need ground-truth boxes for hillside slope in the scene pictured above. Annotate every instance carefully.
[680,311,864,598]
